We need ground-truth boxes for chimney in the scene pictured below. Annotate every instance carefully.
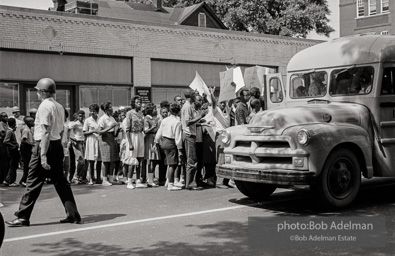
[153,0,162,11]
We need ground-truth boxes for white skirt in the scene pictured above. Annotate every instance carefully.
[84,135,101,161]
[123,132,144,165]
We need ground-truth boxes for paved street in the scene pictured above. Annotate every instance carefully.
[1,176,395,256]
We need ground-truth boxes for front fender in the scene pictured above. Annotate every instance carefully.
[283,123,372,176]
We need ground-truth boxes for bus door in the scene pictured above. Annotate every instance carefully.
[264,73,286,110]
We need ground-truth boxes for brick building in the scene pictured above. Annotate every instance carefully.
[340,0,392,36]
[0,1,319,116]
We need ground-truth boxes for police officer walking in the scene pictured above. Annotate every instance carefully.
[6,78,81,227]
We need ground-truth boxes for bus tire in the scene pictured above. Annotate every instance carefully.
[317,148,361,209]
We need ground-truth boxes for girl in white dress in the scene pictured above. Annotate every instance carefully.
[83,104,101,185]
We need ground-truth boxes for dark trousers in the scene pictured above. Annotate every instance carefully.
[5,147,20,184]
[196,142,203,185]
[0,141,9,183]
[184,133,198,188]
[19,143,33,184]
[158,147,167,184]
[15,140,80,221]
[68,142,76,181]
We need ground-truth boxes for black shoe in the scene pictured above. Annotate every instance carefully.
[186,186,203,191]
[6,218,30,227]
[60,217,82,224]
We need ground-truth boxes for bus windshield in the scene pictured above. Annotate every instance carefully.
[290,71,327,99]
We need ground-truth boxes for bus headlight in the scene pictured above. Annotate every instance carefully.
[220,130,231,144]
[297,129,310,146]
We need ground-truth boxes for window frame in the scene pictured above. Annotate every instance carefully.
[79,85,131,111]
[369,0,377,15]
[198,12,207,28]
[382,0,389,13]
[357,0,365,17]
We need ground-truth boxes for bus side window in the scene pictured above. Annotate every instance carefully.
[382,67,395,95]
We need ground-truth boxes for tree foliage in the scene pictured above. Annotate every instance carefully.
[121,0,334,38]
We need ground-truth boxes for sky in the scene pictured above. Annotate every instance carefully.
[0,0,340,40]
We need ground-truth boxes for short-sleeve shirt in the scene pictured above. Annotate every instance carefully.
[21,126,33,145]
[181,103,199,136]
[144,115,159,134]
[34,97,65,141]
[83,116,100,139]
[125,109,144,133]
[98,113,117,132]
[69,120,85,141]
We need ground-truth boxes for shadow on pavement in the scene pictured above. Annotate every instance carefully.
[81,213,126,224]
[28,219,393,256]
[228,179,395,216]
[27,214,126,227]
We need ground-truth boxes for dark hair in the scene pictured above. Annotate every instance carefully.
[169,103,181,116]
[250,87,261,99]
[76,110,85,116]
[145,103,156,116]
[159,100,170,110]
[100,102,112,112]
[23,116,34,124]
[130,96,141,109]
[89,104,100,113]
[250,98,260,109]
[190,92,201,103]
[7,117,16,127]
[184,90,194,99]
[174,95,181,102]
[239,88,250,97]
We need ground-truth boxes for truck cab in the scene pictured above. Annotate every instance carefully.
[216,34,395,208]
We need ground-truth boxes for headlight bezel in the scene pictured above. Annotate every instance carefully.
[220,130,231,144]
[297,129,310,146]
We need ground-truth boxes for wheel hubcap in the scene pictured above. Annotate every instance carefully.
[328,159,354,199]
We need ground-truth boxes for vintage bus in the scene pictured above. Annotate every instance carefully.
[216,34,395,208]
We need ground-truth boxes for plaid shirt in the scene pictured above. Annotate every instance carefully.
[235,102,249,125]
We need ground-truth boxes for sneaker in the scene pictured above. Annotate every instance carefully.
[9,182,19,187]
[167,184,182,191]
[102,180,113,186]
[88,180,94,185]
[127,183,135,189]
[3,181,9,186]
[135,181,147,188]
[174,182,185,188]
[228,180,236,188]
[147,183,159,187]
[179,179,185,185]
[19,182,27,187]
[95,179,102,185]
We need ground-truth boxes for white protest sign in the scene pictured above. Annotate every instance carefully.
[218,69,236,102]
[244,66,262,90]
[233,67,245,93]
[189,71,212,103]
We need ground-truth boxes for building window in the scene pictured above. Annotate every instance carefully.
[382,0,389,13]
[369,0,377,15]
[198,13,206,27]
[80,86,131,114]
[357,0,365,17]
[0,83,19,115]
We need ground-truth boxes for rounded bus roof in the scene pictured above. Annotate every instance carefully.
[287,34,395,72]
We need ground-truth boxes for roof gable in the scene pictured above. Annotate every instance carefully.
[62,0,225,29]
